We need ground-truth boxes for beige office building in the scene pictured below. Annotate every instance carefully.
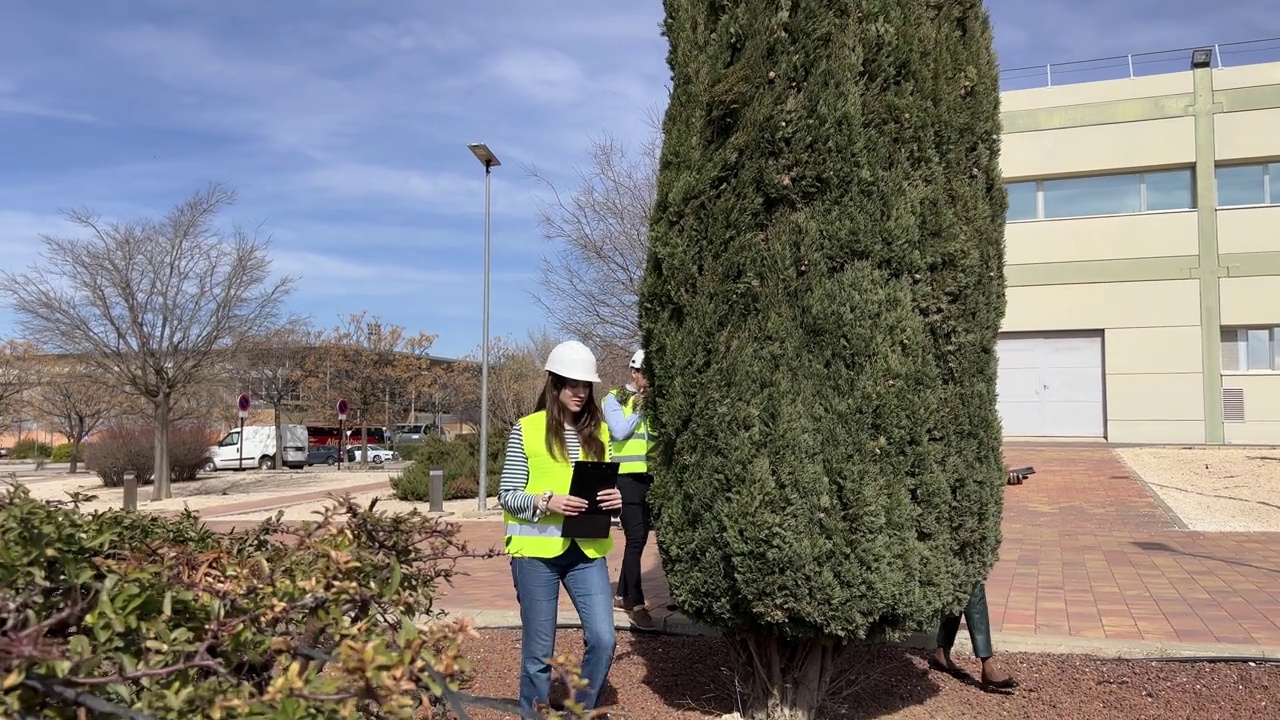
[995,49,1280,444]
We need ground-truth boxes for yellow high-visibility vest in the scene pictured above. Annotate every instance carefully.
[607,389,650,474]
[503,410,613,559]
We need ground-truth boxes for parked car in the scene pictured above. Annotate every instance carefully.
[390,423,439,445]
[0,447,8,459]
[306,446,341,466]
[345,444,399,465]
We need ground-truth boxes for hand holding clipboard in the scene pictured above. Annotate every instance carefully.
[558,461,621,539]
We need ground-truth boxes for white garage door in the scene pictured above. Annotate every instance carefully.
[997,332,1105,438]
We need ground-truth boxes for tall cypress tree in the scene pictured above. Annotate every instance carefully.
[640,1,1007,717]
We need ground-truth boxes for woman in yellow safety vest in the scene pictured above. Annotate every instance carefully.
[497,340,623,717]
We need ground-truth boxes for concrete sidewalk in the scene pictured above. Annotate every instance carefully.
[130,444,1280,657]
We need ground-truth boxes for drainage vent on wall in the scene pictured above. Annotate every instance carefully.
[1222,387,1245,423]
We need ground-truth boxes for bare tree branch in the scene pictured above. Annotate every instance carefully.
[0,340,38,432]
[28,360,117,473]
[440,329,562,435]
[302,313,437,467]
[0,183,297,499]
[524,109,662,374]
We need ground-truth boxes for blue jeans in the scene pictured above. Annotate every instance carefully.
[510,542,616,717]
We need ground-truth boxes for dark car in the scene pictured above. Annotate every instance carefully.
[306,446,340,466]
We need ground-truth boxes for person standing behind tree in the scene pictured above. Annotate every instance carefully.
[602,349,658,631]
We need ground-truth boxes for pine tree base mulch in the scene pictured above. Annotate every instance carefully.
[437,629,1278,719]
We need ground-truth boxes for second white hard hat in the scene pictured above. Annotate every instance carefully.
[629,350,645,369]
[545,341,601,383]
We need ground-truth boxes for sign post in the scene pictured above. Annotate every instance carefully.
[236,393,251,470]
[336,398,349,470]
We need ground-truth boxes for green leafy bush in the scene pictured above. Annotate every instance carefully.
[0,485,590,719]
[10,438,52,460]
[49,442,83,464]
[394,443,427,463]
[389,435,504,504]
[391,461,500,503]
[81,423,214,487]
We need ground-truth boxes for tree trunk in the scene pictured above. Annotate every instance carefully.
[69,416,84,474]
[151,396,171,501]
[729,631,842,720]
[360,419,369,470]
[274,400,284,469]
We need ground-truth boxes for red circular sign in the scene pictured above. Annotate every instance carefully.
[237,393,252,413]
[336,398,349,415]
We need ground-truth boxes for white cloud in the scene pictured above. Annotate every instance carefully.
[271,249,531,296]
[0,211,77,265]
[485,47,590,104]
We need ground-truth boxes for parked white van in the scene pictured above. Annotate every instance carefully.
[203,424,308,471]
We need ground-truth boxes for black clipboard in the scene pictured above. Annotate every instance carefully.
[560,461,620,539]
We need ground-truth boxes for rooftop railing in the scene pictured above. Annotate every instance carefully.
[1000,36,1280,92]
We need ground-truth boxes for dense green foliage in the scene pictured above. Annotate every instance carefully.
[50,442,83,464]
[390,436,503,503]
[391,460,501,503]
[0,485,581,719]
[641,0,1007,643]
[10,438,53,459]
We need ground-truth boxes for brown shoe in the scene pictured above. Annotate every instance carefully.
[627,607,658,631]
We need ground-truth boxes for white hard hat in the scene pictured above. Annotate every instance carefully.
[545,341,601,383]
[629,350,645,369]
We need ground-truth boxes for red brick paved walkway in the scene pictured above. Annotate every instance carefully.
[437,447,1280,647]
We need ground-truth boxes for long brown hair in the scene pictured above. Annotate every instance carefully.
[534,372,606,462]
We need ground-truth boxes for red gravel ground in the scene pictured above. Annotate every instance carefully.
[436,629,1279,720]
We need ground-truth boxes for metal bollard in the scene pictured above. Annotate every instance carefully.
[429,466,444,513]
[123,474,138,511]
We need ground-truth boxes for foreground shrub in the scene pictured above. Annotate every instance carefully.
[391,461,500,503]
[10,438,52,460]
[81,423,214,487]
[0,485,590,719]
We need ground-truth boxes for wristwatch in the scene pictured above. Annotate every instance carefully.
[538,490,554,514]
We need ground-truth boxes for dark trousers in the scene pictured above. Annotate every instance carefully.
[614,473,652,608]
[937,582,994,658]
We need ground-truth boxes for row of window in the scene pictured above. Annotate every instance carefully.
[1221,327,1280,373]
[1007,162,1280,222]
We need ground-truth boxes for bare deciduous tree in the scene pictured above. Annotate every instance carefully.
[303,313,436,468]
[441,329,562,434]
[0,183,296,499]
[31,361,116,473]
[0,339,37,431]
[235,324,317,468]
[525,114,661,375]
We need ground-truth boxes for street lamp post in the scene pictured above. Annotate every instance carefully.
[467,142,500,512]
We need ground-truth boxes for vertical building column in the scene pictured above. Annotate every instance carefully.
[1192,63,1225,444]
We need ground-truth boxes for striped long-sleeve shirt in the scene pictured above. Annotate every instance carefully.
[498,422,583,522]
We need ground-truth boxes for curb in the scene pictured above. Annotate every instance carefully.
[438,609,1280,660]
[194,480,392,519]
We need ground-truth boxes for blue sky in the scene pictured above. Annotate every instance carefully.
[2,1,1278,358]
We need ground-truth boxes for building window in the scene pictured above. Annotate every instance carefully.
[1005,169,1194,222]
[1216,163,1279,207]
[1221,327,1280,372]
[1006,181,1038,221]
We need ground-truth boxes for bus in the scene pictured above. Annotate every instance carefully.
[305,425,386,447]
